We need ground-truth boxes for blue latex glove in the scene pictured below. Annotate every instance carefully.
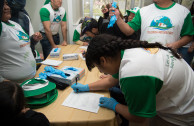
[99,97,119,112]
[64,67,78,71]
[71,83,90,93]
[44,66,67,78]
[38,72,52,79]
[39,72,47,79]
[107,2,117,28]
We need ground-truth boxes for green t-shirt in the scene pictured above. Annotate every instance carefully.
[44,0,50,5]
[40,8,66,22]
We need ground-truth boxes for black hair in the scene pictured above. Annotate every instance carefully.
[0,81,25,122]
[191,1,194,15]
[7,0,26,11]
[86,34,181,71]
[0,0,4,20]
[88,18,98,30]
[81,18,98,36]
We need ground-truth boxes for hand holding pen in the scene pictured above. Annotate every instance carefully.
[71,82,89,93]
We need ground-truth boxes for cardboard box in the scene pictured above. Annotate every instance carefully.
[63,53,78,60]
[50,48,61,57]
[49,66,85,85]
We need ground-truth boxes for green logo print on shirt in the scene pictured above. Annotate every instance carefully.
[53,14,62,22]
[150,16,173,30]
[165,54,176,68]
[16,31,29,42]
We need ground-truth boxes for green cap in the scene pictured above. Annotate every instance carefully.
[126,7,140,16]
[20,78,58,108]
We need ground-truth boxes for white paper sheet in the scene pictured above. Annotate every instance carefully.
[79,46,88,50]
[62,91,104,113]
[41,59,63,66]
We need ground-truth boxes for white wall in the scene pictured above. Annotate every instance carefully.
[72,0,83,25]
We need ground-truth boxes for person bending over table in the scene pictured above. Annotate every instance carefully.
[39,0,67,59]
[71,34,194,126]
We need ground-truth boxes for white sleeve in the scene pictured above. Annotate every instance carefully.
[0,75,5,82]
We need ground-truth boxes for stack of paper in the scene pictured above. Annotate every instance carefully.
[79,46,88,50]
[41,59,63,66]
[62,91,104,113]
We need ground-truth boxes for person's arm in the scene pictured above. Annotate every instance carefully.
[61,21,67,46]
[42,21,57,48]
[40,8,57,48]
[109,7,135,36]
[116,104,149,124]
[167,12,194,49]
[89,75,119,90]
[116,16,135,36]
[71,75,119,92]
[75,40,89,46]
[188,41,194,53]
[166,35,192,49]
[32,32,43,42]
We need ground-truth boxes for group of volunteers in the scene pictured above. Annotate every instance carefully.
[0,0,194,126]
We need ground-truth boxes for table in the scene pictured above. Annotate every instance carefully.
[34,45,118,126]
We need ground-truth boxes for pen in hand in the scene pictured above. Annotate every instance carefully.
[76,77,78,92]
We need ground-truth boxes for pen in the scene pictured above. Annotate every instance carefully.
[76,77,78,92]
[76,77,78,85]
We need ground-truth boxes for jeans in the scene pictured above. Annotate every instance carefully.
[178,47,194,66]
[40,32,60,59]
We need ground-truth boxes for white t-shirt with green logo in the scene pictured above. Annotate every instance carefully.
[128,2,194,46]
[73,23,82,42]
[39,3,66,35]
[0,20,36,83]
[113,48,194,126]
[73,23,92,43]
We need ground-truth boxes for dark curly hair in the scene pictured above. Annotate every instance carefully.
[86,34,181,71]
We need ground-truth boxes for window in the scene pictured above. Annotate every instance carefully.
[83,0,146,20]
[83,0,128,20]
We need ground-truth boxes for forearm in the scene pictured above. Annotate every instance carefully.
[116,17,134,36]
[61,26,67,42]
[44,29,55,47]
[75,40,84,46]
[89,76,118,90]
[174,35,192,49]
[116,104,149,124]
[30,36,38,45]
